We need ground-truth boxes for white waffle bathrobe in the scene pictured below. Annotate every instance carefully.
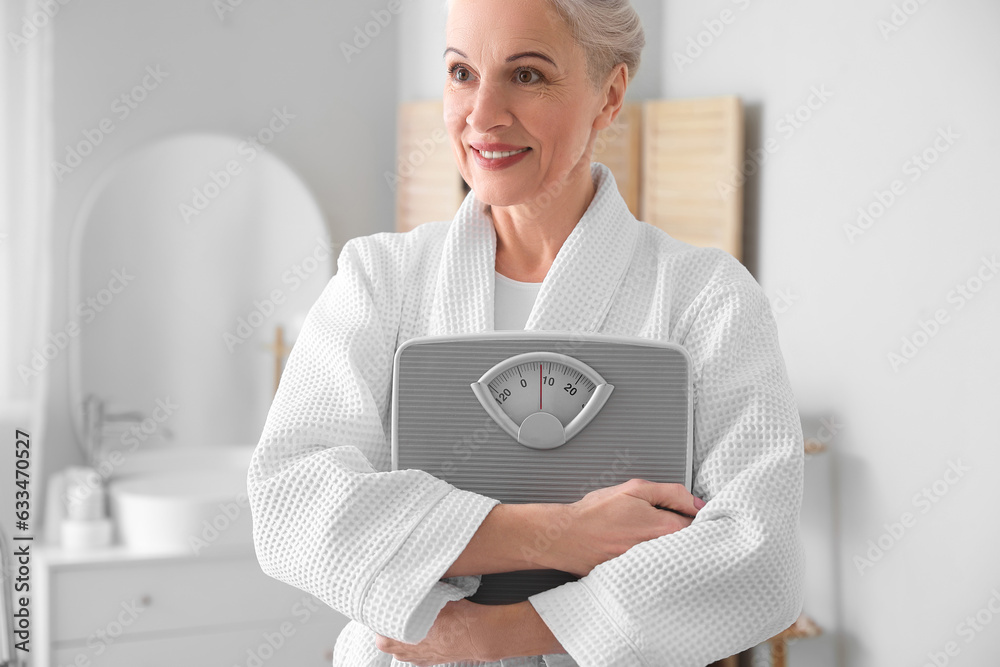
[247,162,805,667]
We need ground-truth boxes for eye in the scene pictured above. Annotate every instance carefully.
[448,64,474,83]
[515,68,542,85]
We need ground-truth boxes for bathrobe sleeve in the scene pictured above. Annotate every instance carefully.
[529,278,805,666]
[247,236,499,643]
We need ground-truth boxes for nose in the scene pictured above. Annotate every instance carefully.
[466,80,513,135]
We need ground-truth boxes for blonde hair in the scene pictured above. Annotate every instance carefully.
[445,0,645,89]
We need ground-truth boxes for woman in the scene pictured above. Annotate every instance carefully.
[247,0,805,665]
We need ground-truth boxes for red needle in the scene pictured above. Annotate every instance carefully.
[539,363,542,409]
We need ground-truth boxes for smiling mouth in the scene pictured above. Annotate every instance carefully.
[476,147,530,159]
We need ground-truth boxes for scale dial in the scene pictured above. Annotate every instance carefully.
[470,351,614,449]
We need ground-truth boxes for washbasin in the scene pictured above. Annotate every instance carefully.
[107,447,254,554]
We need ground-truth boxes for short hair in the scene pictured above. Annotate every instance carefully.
[445,0,645,89]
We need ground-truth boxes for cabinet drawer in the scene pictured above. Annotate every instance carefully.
[52,610,349,667]
[52,555,319,642]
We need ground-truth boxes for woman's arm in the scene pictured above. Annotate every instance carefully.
[380,478,707,664]
[443,481,705,578]
[249,236,499,644]
[375,599,563,665]
[526,279,805,666]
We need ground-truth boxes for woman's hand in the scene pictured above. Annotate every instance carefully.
[529,479,705,577]
[375,600,484,666]
[443,480,706,580]
[375,599,562,665]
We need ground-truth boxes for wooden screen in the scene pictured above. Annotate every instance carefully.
[395,101,465,233]
[641,96,745,261]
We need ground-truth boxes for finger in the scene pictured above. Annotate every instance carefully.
[374,635,398,653]
[632,507,694,543]
[665,511,694,530]
[628,480,706,517]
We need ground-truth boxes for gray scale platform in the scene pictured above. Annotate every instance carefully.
[391,331,692,604]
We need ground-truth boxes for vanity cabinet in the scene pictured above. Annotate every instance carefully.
[35,545,349,667]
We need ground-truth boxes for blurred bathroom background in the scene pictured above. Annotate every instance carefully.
[1,0,999,665]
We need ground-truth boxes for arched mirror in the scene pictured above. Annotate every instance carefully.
[68,133,332,462]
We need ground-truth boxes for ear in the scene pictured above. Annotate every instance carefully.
[593,63,628,131]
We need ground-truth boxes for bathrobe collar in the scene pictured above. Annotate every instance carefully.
[427,162,640,335]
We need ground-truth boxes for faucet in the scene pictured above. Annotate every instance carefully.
[81,394,174,467]
[0,524,25,666]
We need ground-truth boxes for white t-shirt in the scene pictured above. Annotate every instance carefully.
[493,270,543,330]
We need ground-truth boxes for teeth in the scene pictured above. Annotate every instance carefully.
[478,148,529,159]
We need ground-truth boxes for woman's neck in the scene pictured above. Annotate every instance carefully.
[490,162,596,283]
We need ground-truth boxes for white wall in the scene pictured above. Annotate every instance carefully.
[399,1,1000,665]
[397,0,448,102]
[39,0,401,501]
[661,1,1000,665]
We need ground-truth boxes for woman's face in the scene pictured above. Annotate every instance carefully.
[444,0,612,209]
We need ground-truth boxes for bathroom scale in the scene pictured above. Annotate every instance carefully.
[390,331,692,605]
